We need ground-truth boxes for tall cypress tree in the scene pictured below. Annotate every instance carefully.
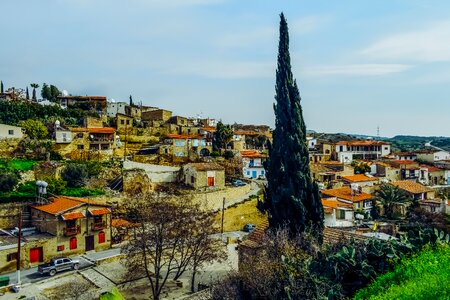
[26,87,30,99]
[263,13,323,236]
[0,81,3,94]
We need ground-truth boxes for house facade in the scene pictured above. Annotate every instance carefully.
[321,186,374,213]
[416,150,450,163]
[335,140,391,163]
[161,134,212,159]
[0,124,23,139]
[322,198,354,227]
[240,150,267,179]
[181,163,225,190]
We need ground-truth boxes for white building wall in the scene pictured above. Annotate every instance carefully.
[55,130,73,143]
[0,124,23,139]
[107,102,127,117]
[123,161,180,183]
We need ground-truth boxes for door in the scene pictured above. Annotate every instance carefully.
[252,171,257,178]
[207,176,215,187]
[29,247,43,263]
[85,235,94,251]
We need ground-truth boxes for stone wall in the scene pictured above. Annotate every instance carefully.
[0,138,21,157]
[123,161,180,183]
[191,184,252,211]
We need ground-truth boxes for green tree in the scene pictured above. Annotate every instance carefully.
[262,13,323,236]
[19,119,48,139]
[30,83,39,101]
[0,172,19,192]
[0,80,3,94]
[41,83,50,100]
[26,87,30,99]
[49,85,61,102]
[61,164,88,187]
[351,161,371,174]
[376,184,411,219]
[214,121,233,151]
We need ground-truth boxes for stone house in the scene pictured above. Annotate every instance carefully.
[0,124,23,139]
[342,174,378,194]
[416,150,450,163]
[58,95,107,115]
[392,180,435,201]
[181,163,225,190]
[116,113,134,131]
[169,116,188,127]
[321,186,374,213]
[30,196,112,262]
[161,134,212,160]
[142,109,172,124]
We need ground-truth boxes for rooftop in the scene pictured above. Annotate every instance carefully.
[186,162,225,171]
[240,150,268,159]
[342,174,378,182]
[392,180,433,194]
[336,140,389,146]
[32,196,108,215]
[321,187,373,202]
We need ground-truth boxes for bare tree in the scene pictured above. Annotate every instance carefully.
[122,192,225,299]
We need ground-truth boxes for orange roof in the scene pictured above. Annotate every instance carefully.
[392,180,433,194]
[61,211,85,220]
[32,196,107,215]
[342,174,378,182]
[89,208,111,216]
[88,127,115,134]
[321,187,373,202]
[336,140,389,146]
[321,199,354,210]
[240,150,268,158]
[112,218,133,228]
[166,134,200,139]
[421,165,442,173]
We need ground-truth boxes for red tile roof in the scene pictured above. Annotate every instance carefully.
[392,180,433,194]
[342,174,378,182]
[33,197,84,215]
[421,165,442,173]
[89,208,111,216]
[240,150,268,159]
[88,127,115,134]
[322,199,354,210]
[61,211,85,220]
[322,187,373,202]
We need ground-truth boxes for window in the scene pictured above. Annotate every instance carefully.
[120,120,124,125]
[77,133,84,138]
[337,210,345,220]
[175,141,185,146]
[247,171,250,176]
[126,120,130,125]
[69,237,77,250]
[6,252,17,262]
[77,145,84,150]
[191,176,195,184]
[57,245,64,252]
[98,231,106,244]
[8,129,14,135]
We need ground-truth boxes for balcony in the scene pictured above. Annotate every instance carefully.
[92,221,106,231]
[64,226,80,237]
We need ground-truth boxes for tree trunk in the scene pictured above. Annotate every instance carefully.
[191,267,197,293]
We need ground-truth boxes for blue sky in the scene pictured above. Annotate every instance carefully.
[1,0,449,137]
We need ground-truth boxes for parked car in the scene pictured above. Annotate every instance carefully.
[232,179,246,187]
[38,257,80,276]
[243,224,256,232]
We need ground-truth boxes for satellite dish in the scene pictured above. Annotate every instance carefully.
[62,90,69,96]
[55,120,60,128]
[110,98,115,103]
[425,142,431,147]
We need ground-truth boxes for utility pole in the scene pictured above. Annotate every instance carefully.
[221,197,225,236]
[16,209,22,286]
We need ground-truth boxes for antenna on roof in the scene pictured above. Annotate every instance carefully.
[377,126,380,138]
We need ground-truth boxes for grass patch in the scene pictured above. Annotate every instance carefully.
[354,244,450,300]
[216,198,267,232]
[62,187,105,197]
[0,159,38,171]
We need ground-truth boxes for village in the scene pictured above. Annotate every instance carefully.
[0,81,449,299]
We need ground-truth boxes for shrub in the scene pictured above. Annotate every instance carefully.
[210,151,220,157]
[223,150,234,159]
[46,178,67,195]
[61,164,88,187]
[0,172,19,192]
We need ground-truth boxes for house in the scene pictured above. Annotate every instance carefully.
[322,198,354,227]
[107,101,128,117]
[335,140,391,163]
[342,174,378,193]
[181,163,225,190]
[416,150,450,163]
[420,165,446,186]
[374,161,401,182]
[54,128,73,144]
[0,124,23,139]
[233,130,272,151]
[58,95,107,115]
[71,127,116,152]
[169,116,188,127]
[392,180,435,201]
[321,186,374,213]
[310,164,337,188]
[394,152,417,161]
[141,109,173,124]
[29,196,111,264]
[161,134,212,159]
[240,150,267,179]
[116,113,134,131]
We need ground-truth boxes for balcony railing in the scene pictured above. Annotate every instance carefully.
[92,221,106,231]
[64,226,80,237]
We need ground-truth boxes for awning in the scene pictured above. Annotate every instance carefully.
[88,208,111,216]
[61,211,85,220]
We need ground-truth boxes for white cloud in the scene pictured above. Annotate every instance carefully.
[303,64,412,76]
[361,21,450,62]
[289,15,331,36]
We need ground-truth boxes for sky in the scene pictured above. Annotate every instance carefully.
[1,0,450,137]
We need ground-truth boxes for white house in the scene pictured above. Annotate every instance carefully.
[322,198,354,227]
[321,186,374,213]
[0,124,23,139]
[335,140,391,163]
[240,150,267,179]
[395,152,417,161]
[106,101,128,118]
[416,150,450,163]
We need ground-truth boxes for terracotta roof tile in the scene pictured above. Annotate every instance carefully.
[33,197,84,215]
[240,150,268,159]
[89,208,111,216]
[392,180,433,194]
[88,127,115,134]
[336,140,389,146]
[321,187,373,202]
[322,199,354,210]
[61,211,85,220]
[342,174,378,182]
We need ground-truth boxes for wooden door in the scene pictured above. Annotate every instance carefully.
[85,235,94,251]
